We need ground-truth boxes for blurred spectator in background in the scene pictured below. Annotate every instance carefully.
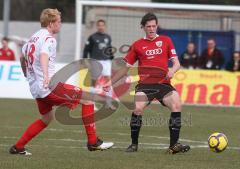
[199,38,224,70]
[179,42,198,69]
[83,19,116,110]
[226,51,240,72]
[0,37,16,61]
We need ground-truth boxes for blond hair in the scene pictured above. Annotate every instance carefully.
[40,8,61,27]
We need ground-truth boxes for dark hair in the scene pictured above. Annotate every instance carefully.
[188,42,195,45]
[97,19,106,25]
[207,37,215,42]
[2,37,9,42]
[141,13,158,26]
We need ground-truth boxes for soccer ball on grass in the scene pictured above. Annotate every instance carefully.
[208,132,228,153]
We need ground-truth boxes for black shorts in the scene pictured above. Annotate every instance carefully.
[135,83,176,105]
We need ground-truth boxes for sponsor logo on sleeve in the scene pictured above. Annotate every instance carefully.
[171,49,176,55]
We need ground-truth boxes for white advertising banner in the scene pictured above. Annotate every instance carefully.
[0,61,70,99]
[0,61,31,99]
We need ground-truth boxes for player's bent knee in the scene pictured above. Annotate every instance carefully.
[41,118,52,126]
[170,102,182,112]
[134,107,144,115]
[133,111,143,115]
[41,111,54,125]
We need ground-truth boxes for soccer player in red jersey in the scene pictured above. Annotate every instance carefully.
[9,8,113,156]
[104,13,190,154]
[0,37,15,61]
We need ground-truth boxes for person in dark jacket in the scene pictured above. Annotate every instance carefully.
[83,19,115,110]
[226,51,240,71]
[199,38,224,70]
[179,42,198,69]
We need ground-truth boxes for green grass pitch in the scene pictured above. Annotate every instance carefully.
[0,99,240,169]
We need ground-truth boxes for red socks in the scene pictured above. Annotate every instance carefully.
[15,105,97,149]
[82,104,97,145]
[15,119,47,149]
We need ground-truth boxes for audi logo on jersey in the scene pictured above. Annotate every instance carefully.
[145,48,162,56]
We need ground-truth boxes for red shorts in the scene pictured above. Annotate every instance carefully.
[36,83,82,115]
